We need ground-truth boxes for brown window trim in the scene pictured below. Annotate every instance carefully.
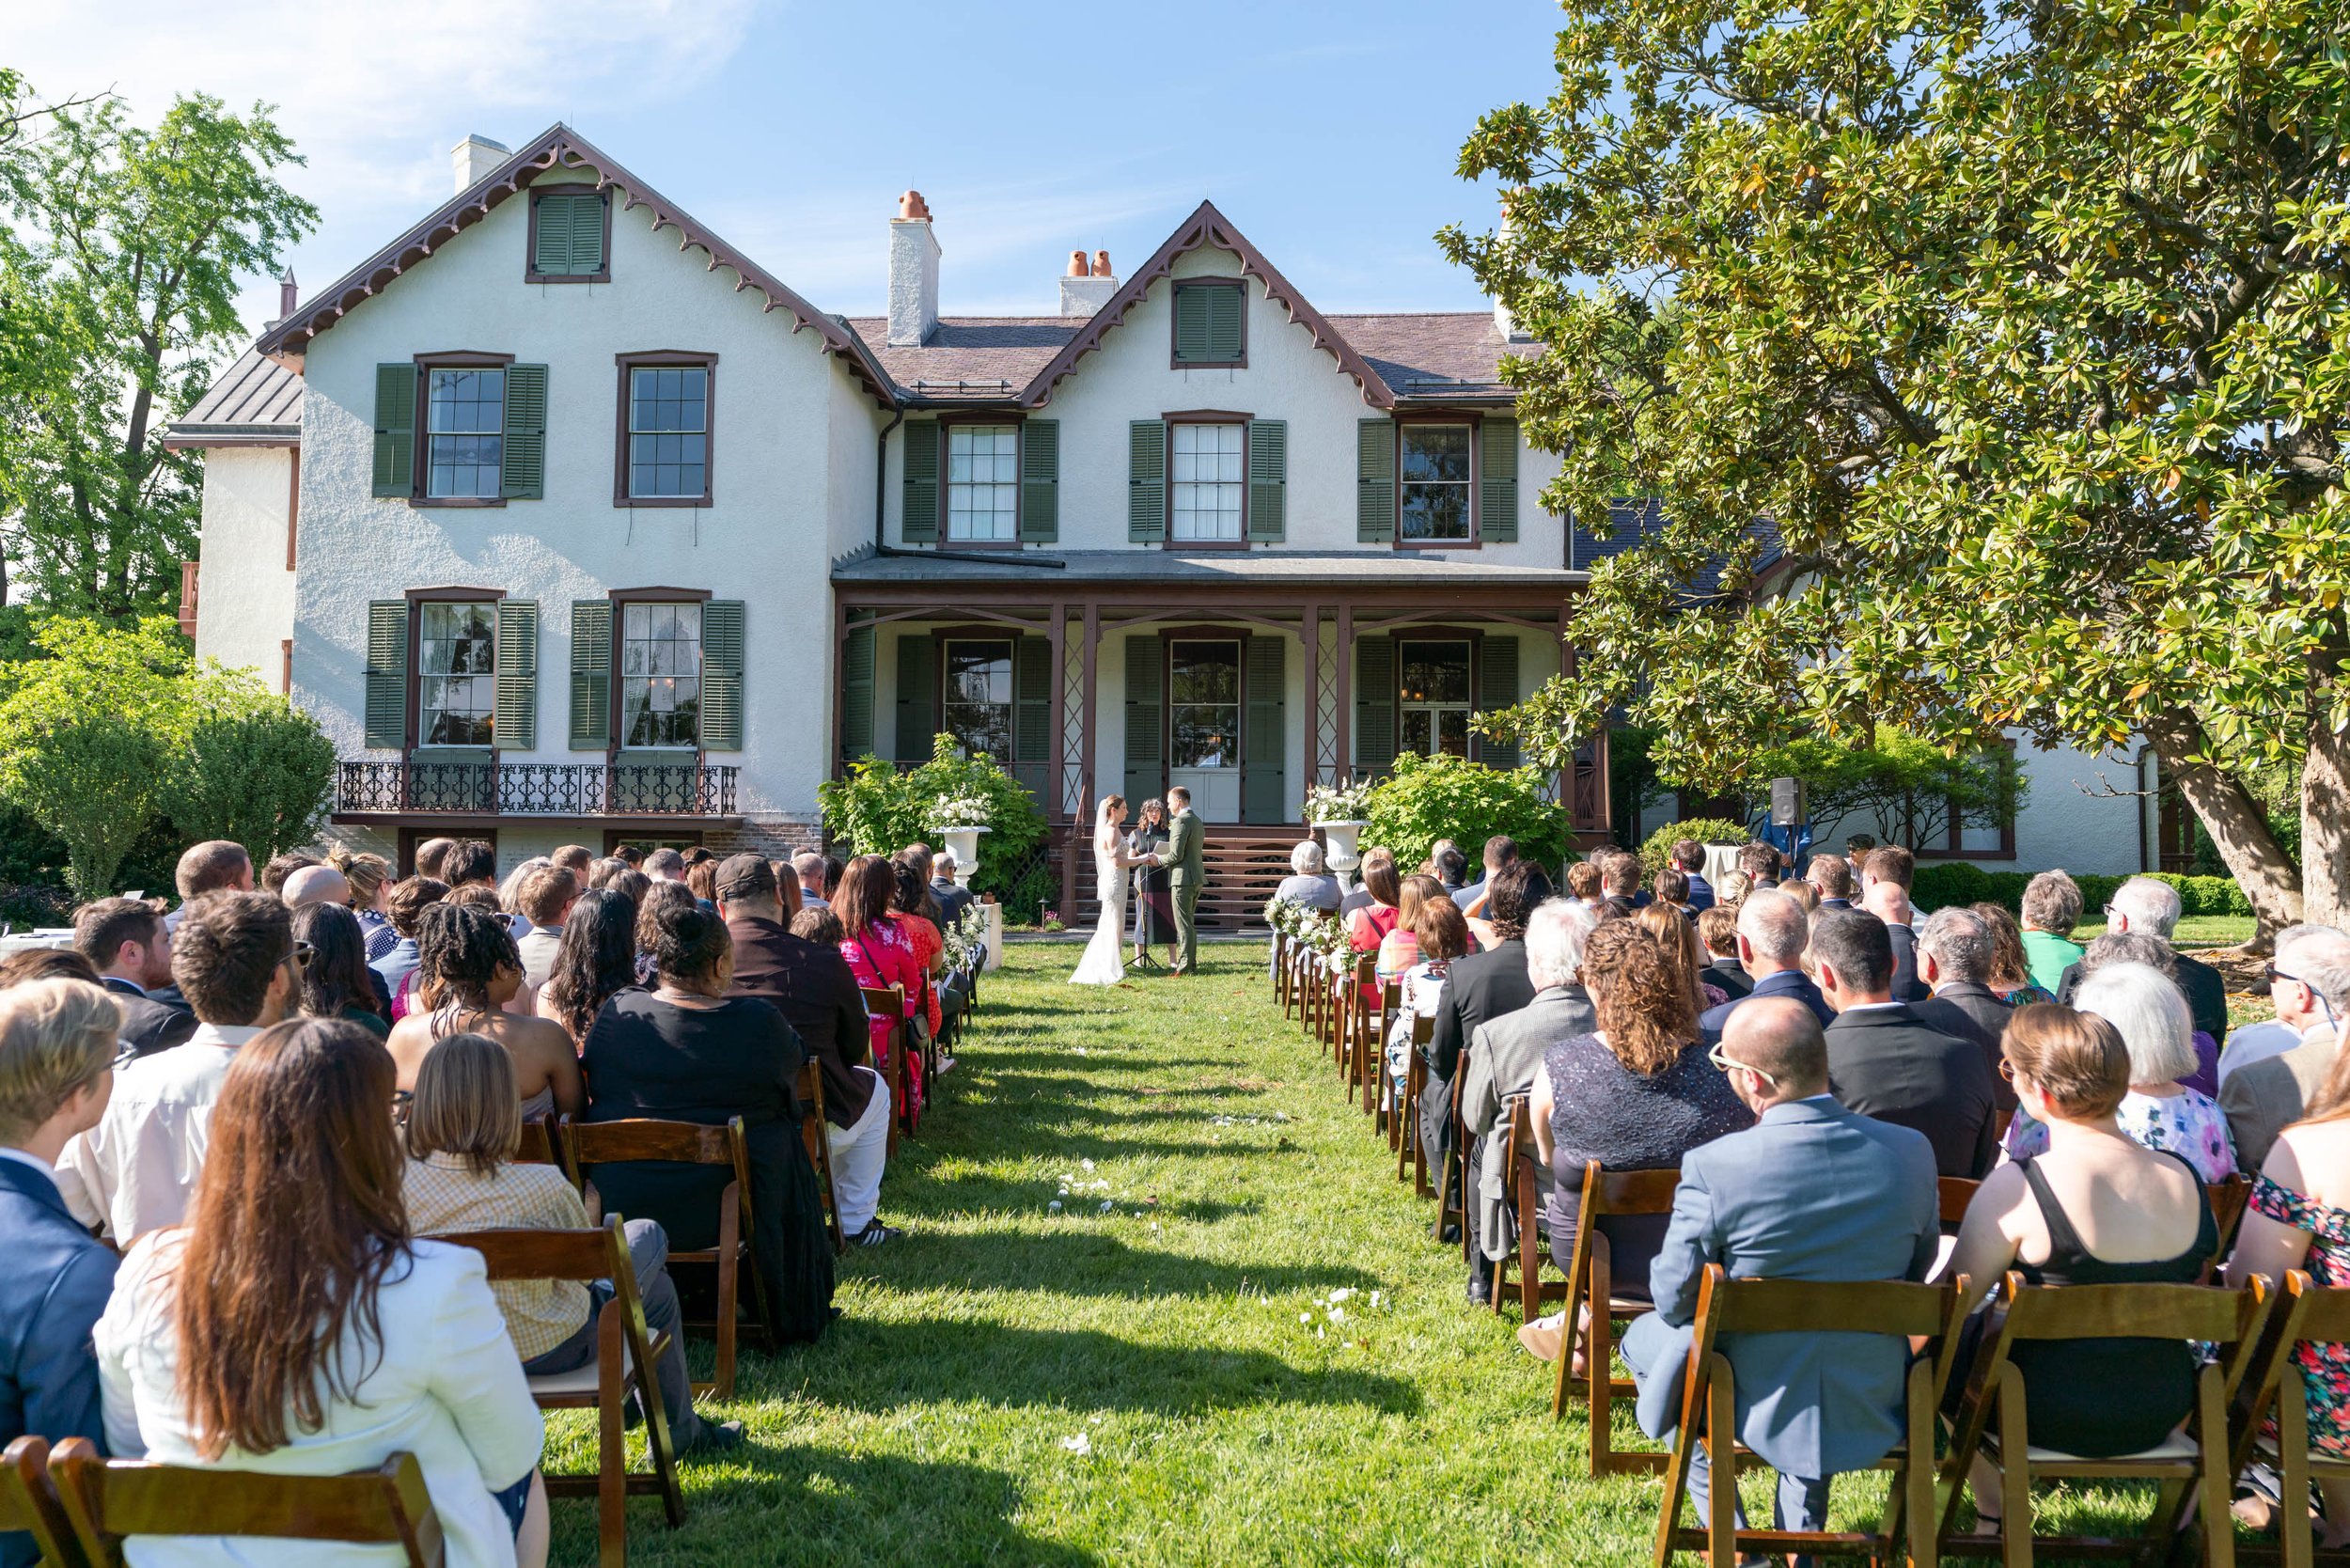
[404,586,507,756]
[935,412,1027,551]
[605,586,713,762]
[1162,410,1252,553]
[613,351,718,509]
[1169,277,1247,369]
[931,630,1019,739]
[1392,411,1483,552]
[603,828,703,855]
[1916,739,2021,861]
[280,638,292,695]
[412,352,518,510]
[524,186,614,286]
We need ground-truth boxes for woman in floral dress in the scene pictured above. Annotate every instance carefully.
[836,855,925,1124]
[2002,962,2236,1181]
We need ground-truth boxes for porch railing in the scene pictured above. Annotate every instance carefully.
[337,760,739,817]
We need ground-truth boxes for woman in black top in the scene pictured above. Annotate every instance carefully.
[581,899,837,1343]
[292,902,392,1038]
[1128,797,1176,960]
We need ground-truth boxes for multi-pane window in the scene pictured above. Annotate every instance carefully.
[1170,423,1244,542]
[418,602,497,746]
[942,640,1014,759]
[1169,640,1241,767]
[1400,424,1473,541]
[627,367,709,499]
[427,368,504,498]
[620,602,701,747]
[1398,640,1472,758]
[947,426,1018,541]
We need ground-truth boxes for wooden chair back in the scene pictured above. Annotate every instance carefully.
[2,1436,91,1568]
[1493,1095,1568,1322]
[1371,979,1402,1135]
[1553,1161,1685,1477]
[796,1060,845,1254]
[1401,1011,1434,1192]
[2205,1175,2252,1269]
[514,1111,578,1186]
[1346,955,1376,1105]
[859,983,912,1146]
[49,1439,442,1568]
[1938,1175,1978,1225]
[2232,1271,2350,1565]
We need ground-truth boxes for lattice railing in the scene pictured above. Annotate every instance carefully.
[337,760,739,817]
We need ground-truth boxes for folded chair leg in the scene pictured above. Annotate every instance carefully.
[2282,1380,2314,1568]
[1705,1356,1737,1567]
[2193,1365,2233,1568]
[598,1312,627,1568]
[1997,1372,2030,1568]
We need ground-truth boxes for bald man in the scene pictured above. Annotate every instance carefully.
[280,864,351,911]
[1698,889,1828,1042]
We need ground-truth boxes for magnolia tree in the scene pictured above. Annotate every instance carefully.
[1448,0,2350,939]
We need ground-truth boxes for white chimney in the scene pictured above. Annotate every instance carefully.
[1493,193,1533,342]
[451,134,511,196]
[1059,247,1118,318]
[888,191,941,348]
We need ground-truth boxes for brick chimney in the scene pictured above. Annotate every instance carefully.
[1059,246,1117,318]
[450,134,510,195]
[888,191,941,348]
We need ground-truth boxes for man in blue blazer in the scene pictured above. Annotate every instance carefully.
[1698,890,1831,1043]
[1621,997,1939,1545]
[0,979,120,1568]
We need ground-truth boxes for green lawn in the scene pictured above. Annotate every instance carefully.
[2074,915,2253,949]
[541,943,2212,1566]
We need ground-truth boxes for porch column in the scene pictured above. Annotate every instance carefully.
[1334,604,1353,782]
[828,595,849,783]
[1049,600,1067,815]
[1301,602,1322,791]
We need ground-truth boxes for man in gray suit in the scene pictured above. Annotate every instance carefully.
[1621,997,1939,1544]
[2221,923,2350,1171]
[1462,899,1600,1302]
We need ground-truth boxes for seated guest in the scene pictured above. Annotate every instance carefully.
[587,856,629,891]
[1860,845,1927,1000]
[385,904,584,1121]
[634,880,697,984]
[169,839,254,917]
[0,977,121,1565]
[612,842,644,870]
[1814,908,1998,1177]
[1565,859,1606,915]
[822,855,845,902]
[1377,874,1439,993]
[719,856,898,1247]
[512,865,578,990]
[603,867,652,913]
[1695,905,1752,1001]
[792,851,831,910]
[1456,835,1520,915]
[2070,932,2218,1093]
[1737,840,1781,890]
[401,1032,738,1455]
[1974,900,2056,1005]
[291,902,391,1039]
[1700,889,1830,1042]
[581,900,839,1338]
[1942,1004,2215,1526]
[1912,906,2012,1104]
[1637,902,1726,1012]
[1599,849,1644,919]
[1649,867,1693,920]
[1522,920,1751,1356]
[1843,834,1877,883]
[2018,870,2088,994]
[414,836,459,883]
[73,895,195,1058]
[443,839,498,892]
[55,892,295,1242]
[1670,839,1715,912]
[1714,869,1753,908]
[329,851,399,962]
[537,888,643,1048]
[1463,901,1602,1309]
[1780,877,1821,917]
[929,852,974,932]
[1273,840,1343,915]
[683,857,719,910]
[1346,848,1402,950]
[1431,840,1469,894]
[645,847,687,885]
[1619,999,1937,1540]
[1387,892,1469,1102]
[0,950,102,991]
[1422,863,1551,1210]
[258,851,320,899]
[96,1018,551,1568]
[1808,853,1855,910]
[369,875,449,1003]
[550,843,595,881]
[2004,962,2235,1181]
[2056,876,2228,1039]
[888,859,950,1067]
[837,855,926,1121]
[278,864,348,913]
[2222,923,2350,1172]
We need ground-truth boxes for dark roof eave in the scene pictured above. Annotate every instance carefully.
[163,424,302,449]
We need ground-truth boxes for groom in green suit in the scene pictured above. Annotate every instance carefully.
[1164,786,1205,975]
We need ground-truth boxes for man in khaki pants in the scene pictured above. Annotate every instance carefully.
[1164,786,1204,975]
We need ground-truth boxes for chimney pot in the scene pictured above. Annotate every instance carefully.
[277,269,299,320]
[1092,249,1112,277]
[899,190,932,222]
[1058,250,1120,319]
[1067,249,1089,277]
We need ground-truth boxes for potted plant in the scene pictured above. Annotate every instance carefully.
[1301,779,1376,888]
[926,791,994,889]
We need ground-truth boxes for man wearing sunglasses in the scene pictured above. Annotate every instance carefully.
[54,892,298,1244]
[2219,923,2350,1171]
[1621,997,1940,1549]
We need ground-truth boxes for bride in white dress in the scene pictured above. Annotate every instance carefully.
[1071,794,1158,986]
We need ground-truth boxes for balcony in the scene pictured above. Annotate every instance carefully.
[336,760,740,820]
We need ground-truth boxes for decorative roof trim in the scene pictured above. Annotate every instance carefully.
[162,424,301,450]
[254,124,897,407]
[1017,200,1397,410]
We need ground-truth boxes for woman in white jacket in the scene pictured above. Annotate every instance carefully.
[96,1017,547,1568]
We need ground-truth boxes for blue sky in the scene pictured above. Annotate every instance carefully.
[12,0,1567,335]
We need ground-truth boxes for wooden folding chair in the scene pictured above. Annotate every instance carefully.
[1370,979,1402,1137]
[2,1436,91,1568]
[858,984,912,1149]
[425,1219,685,1568]
[1492,1096,1569,1322]
[1402,1011,1434,1193]
[1654,1266,1967,1567]
[563,1114,770,1400]
[2209,1175,2254,1267]
[2228,1269,2350,1568]
[517,1110,578,1187]
[1275,932,1295,1016]
[1341,955,1373,1105]
[1433,1052,1471,1251]
[1552,1162,1684,1478]
[796,1060,845,1255]
[1935,1271,2273,1565]
[49,1439,441,1568]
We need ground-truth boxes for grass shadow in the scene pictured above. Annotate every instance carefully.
[842,1225,1376,1303]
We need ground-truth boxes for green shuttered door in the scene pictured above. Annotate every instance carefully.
[1128,421,1166,542]
[493,600,537,750]
[1356,419,1395,542]
[842,616,875,759]
[1123,633,1163,804]
[372,365,416,498]
[1014,637,1052,768]
[1355,635,1396,774]
[364,600,409,749]
[901,421,939,543]
[1479,635,1520,769]
[1243,635,1286,825]
[701,600,744,751]
[569,601,611,749]
[895,633,935,760]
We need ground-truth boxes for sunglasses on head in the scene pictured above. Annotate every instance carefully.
[1705,1042,1777,1088]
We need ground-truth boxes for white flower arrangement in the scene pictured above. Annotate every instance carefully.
[1299,779,1374,824]
[926,792,994,832]
[941,902,990,973]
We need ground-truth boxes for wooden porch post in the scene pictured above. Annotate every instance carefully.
[1049,600,1067,816]
[828,595,849,785]
[1334,604,1353,781]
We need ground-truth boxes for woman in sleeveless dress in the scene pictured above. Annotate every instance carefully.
[1072,794,1157,986]
[384,902,584,1121]
[1130,797,1177,964]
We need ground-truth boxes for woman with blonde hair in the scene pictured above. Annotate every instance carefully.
[1071,793,1159,987]
[328,849,398,961]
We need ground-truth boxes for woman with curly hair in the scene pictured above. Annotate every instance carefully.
[1973,901,2056,1005]
[537,888,642,1047]
[1635,900,1729,1013]
[1519,920,1753,1367]
[386,902,584,1118]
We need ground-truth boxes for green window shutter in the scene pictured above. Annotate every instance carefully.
[842,616,876,759]
[1243,635,1287,825]
[1355,635,1396,775]
[501,365,547,499]
[1174,283,1243,364]
[570,194,605,274]
[568,601,611,750]
[533,192,604,277]
[1128,420,1166,542]
[894,633,935,760]
[1356,418,1395,542]
[532,195,572,275]
[1480,417,1519,542]
[701,600,744,751]
[1172,286,1212,364]
[1207,283,1244,362]
[493,600,538,751]
[1479,635,1521,770]
[1246,419,1286,542]
[364,601,410,750]
[1018,419,1058,543]
[371,364,417,498]
[1014,636,1052,764]
[901,420,939,543]
[1123,632,1164,805]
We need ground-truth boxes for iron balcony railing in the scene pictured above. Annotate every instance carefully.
[337,760,739,817]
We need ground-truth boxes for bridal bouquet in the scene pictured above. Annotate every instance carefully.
[942,903,990,974]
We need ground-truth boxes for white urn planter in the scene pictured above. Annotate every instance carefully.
[1317,819,1371,890]
[940,825,989,887]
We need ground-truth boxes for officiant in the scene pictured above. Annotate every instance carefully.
[1128,797,1178,967]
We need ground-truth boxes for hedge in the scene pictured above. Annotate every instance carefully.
[1911,863,2252,919]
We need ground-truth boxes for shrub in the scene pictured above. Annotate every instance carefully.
[816,734,1045,899]
[1636,818,1752,875]
[1359,752,1567,871]
[1910,864,2253,919]
[162,674,335,863]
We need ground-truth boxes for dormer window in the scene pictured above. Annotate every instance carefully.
[1171,280,1245,367]
[527,188,609,283]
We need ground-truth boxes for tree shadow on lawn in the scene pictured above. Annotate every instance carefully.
[841,1225,1374,1301]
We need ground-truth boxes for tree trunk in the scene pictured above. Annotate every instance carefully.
[2303,645,2350,933]
[2143,708,2303,950]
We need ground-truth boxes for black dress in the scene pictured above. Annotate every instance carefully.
[1128,822,1175,944]
[580,990,838,1343]
[1956,1153,2217,1456]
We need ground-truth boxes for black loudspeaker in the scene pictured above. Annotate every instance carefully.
[1770,776,1806,827]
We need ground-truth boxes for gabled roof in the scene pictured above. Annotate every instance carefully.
[253,124,895,405]
[164,348,304,448]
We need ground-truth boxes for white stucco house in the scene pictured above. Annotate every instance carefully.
[166,123,2159,918]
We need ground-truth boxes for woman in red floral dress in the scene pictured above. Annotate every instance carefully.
[835,855,924,1124]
